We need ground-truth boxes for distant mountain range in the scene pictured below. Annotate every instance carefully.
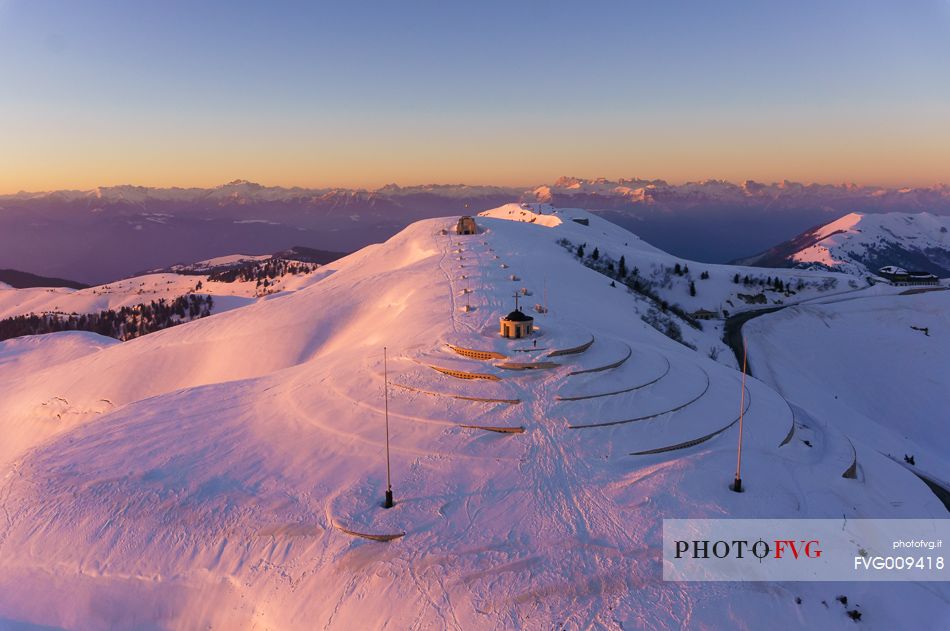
[7,177,949,210]
[736,211,950,277]
[3,177,949,283]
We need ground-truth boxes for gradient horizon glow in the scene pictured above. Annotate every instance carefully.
[1,0,949,193]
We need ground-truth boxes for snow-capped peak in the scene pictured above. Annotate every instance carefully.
[740,211,950,276]
[812,211,865,240]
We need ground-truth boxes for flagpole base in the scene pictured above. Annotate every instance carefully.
[731,477,743,493]
[383,489,394,509]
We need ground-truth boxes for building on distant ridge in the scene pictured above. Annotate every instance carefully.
[877,266,939,286]
[457,216,478,235]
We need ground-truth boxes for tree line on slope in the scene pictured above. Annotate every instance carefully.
[557,238,701,349]
[0,294,214,342]
[206,258,318,284]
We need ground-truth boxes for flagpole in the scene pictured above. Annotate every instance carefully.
[383,346,394,508]
[732,337,748,492]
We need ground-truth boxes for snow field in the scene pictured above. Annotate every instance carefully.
[0,206,946,629]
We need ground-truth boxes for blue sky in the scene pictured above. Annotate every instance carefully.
[1,0,948,190]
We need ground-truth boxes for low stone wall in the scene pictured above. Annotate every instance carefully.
[842,439,858,479]
[331,519,405,542]
[496,361,560,370]
[460,425,525,434]
[429,365,501,381]
[446,343,506,361]
[779,401,796,447]
[567,344,631,376]
[568,367,710,428]
[556,356,671,401]
[629,386,751,455]
[629,419,736,456]
[391,383,520,404]
[547,335,595,357]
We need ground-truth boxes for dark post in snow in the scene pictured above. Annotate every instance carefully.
[383,346,394,508]
[731,337,748,493]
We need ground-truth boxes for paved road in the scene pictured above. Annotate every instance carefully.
[721,306,785,377]
[722,285,950,511]
[723,283,949,375]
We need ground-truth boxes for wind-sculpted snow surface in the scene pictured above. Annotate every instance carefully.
[744,288,950,481]
[0,207,946,629]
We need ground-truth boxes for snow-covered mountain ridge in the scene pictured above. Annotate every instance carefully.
[6,177,950,209]
[7,178,950,285]
[738,211,950,277]
[0,253,330,340]
[0,205,945,629]
[1,203,859,363]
